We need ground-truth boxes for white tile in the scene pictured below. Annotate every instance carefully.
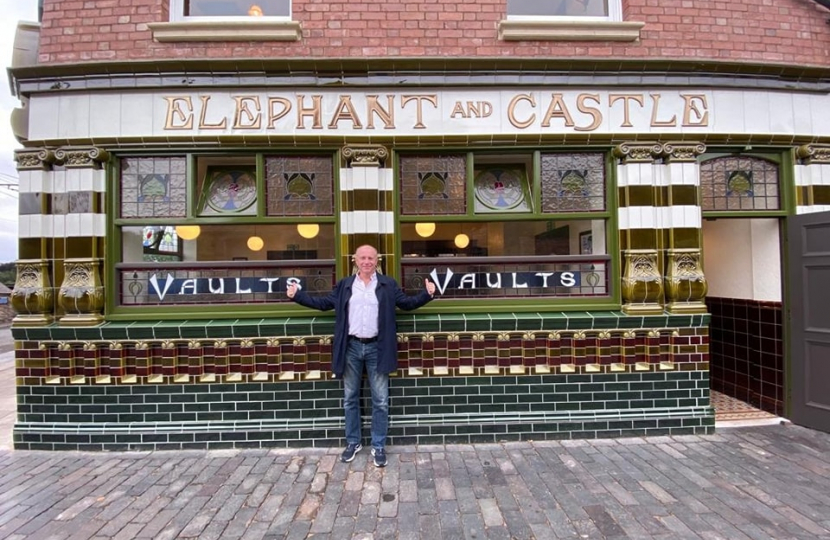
[617,208,629,229]
[379,168,394,191]
[656,206,671,229]
[89,93,122,139]
[364,211,379,233]
[121,93,154,138]
[683,162,700,186]
[92,169,106,192]
[28,94,61,141]
[65,214,81,237]
[79,213,95,236]
[52,170,66,194]
[793,165,808,187]
[29,169,44,193]
[352,210,369,233]
[66,168,81,193]
[628,207,642,229]
[639,206,655,229]
[41,215,53,238]
[93,214,106,237]
[684,205,702,228]
[709,90,745,135]
[352,167,367,190]
[809,95,830,137]
[792,94,814,136]
[339,168,352,191]
[28,214,42,237]
[53,215,65,237]
[339,212,353,234]
[636,163,653,187]
[818,164,830,186]
[743,91,771,134]
[363,167,379,190]
[17,170,31,193]
[380,211,395,234]
[768,92,794,134]
[78,169,94,192]
[18,215,31,238]
[616,164,630,187]
[58,93,91,140]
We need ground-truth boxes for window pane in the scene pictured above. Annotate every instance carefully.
[507,0,608,17]
[266,155,335,216]
[700,156,780,211]
[401,220,605,258]
[121,224,335,262]
[120,157,187,219]
[399,154,467,215]
[540,153,606,213]
[473,164,532,214]
[185,0,290,17]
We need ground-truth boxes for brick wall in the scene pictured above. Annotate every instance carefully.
[36,0,830,65]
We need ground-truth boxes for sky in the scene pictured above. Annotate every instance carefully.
[0,1,39,263]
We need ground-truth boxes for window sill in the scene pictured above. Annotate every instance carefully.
[148,20,302,42]
[498,19,644,42]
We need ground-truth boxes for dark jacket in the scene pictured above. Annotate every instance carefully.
[291,273,432,377]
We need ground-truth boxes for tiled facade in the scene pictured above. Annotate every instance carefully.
[12,312,712,450]
[707,297,784,416]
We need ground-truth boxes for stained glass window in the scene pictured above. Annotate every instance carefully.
[540,153,606,212]
[120,157,187,218]
[700,156,780,211]
[473,165,531,213]
[400,155,467,215]
[266,156,334,216]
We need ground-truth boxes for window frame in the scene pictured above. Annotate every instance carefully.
[506,0,623,23]
[169,0,293,22]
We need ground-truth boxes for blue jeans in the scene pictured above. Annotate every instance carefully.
[343,339,389,450]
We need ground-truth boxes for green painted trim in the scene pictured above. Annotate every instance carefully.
[605,151,622,306]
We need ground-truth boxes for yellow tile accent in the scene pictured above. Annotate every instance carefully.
[408,367,424,376]
[635,362,650,371]
[610,363,626,372]
[534,365,551,374]
[121,375,137,384]
[278,371,295,381]
[46,375,61,384]
[434,366,449,376]
[484,365,499,374]
[147,374,163,383]
[659,361,675,370]
[303,370,321,380]
[70,375,85,384]
[200,373,216,383]
[172,374,188,383]
[585,364,601,373]
[226,373,243,382]
[95,375,111,384]
[509,365,526,374]
[459,366,475,375]
[560,364,576,373]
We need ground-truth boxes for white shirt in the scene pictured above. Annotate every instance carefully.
[348,274,379,338]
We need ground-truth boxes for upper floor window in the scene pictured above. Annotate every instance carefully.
[506,0,622,21]
[171,0,291,21]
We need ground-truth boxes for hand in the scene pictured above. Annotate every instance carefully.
[286,283,298,299]
[424,278,436,297]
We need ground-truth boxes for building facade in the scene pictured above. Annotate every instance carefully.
[7,0,830,450]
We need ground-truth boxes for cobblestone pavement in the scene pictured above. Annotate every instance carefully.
[0,424,828,539]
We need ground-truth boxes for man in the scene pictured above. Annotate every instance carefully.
[286,245,436,467]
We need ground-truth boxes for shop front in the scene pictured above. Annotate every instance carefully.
[10,64,827,450]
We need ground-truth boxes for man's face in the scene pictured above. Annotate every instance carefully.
[355,246,378,275]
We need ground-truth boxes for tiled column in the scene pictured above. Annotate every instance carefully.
[14,146,109,324]
[614,142,664,315]
[795,144,830,214]
[660,142,707,314]
[339,144,394,272]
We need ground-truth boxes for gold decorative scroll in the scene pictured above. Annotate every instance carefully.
[11,259,54,326]
[664,249,707,314]
[342,144,388,167]
[621,250,664,315]
[58,258,105,326]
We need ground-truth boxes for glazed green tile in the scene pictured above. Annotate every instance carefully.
[205,321,234,339]
[152,324,181,339]
[310,317,336,335]
[642,315,670,328]
[127,325,155,340]
[24,327,54,341]
[231,321,260,338]
[565,316,592,330]
[437,314,466,332]
[590,312,621,329]
[100,325,129,340]
[413,315,441,333]
[616,316,645,329]
[489,313,518,331]
[179,322,208,339]
[461,313,491,332]
[397,315,417,333]
[515,313,544,331]
[259,320,287,337]
[73,327,102,340]
[284,319,313,337]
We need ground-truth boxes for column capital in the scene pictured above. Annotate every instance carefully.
[796,144,830,164]
[14,148,56,171]
[54,146,110,169]
[661,142,706,163]
[342,144,388,167]
[613,142,662,163]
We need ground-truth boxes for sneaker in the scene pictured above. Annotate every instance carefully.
[340,443,362,463]
[371,447,387,467]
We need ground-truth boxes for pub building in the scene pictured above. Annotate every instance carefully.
[6,0,830,450]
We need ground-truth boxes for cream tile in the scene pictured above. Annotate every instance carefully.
[617,207,629,230]
[41,215,53,238]
[352,167,367,190]
[28,94,61,141]
[66,168,81,193]
[818,164,830,186]
[52,170,66,194]
[362,167,379,190]
[767,92,794,134]
[89,93,122,139]
[364,210,379,233]
[616,164,630,187]
[121,93,155,138]
[380,211,395,234]
[93,214,106,237]
[684,205,702,228]
[52,215,65,237]
[65,214,81,237]
[379,168,394,191]
[78,169,95,192]
[28,214,42,237]
[18,215,31,238]
[339,168,352,191]
[79,213,94,236]
[340,212,353,234]
[58,93,91,140]
[793,165,808,187]
[92,169,106,192]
